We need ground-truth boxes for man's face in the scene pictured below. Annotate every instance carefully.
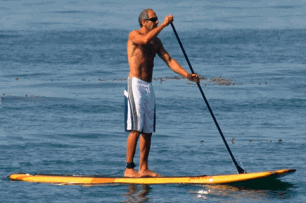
[144,10,159,30]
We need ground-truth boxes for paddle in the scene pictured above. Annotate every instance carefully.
[170,23,247,174]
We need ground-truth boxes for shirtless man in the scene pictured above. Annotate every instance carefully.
[124,9,199,177]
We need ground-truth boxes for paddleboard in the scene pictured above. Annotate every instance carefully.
[9,168,295,185]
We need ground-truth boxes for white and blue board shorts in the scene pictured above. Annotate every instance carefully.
[124,77,156,133]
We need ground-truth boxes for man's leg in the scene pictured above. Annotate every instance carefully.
[124,131,140,177]
[138,133,161,177]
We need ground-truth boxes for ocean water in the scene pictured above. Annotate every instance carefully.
[1,0,306,202]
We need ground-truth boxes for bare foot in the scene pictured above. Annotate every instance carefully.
[124,168,140,178]
[139,169,162,177]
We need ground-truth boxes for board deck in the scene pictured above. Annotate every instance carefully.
[9,168,295,185]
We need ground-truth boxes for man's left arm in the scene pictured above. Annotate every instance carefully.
[157,39,199,83]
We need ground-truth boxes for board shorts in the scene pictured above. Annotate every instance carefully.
[124,77,156,133]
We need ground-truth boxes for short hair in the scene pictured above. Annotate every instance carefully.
[138,9,153,27]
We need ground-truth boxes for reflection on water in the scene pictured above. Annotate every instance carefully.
[192,179,296,202]
[117,178,296,202]
[116,178,296,202]
[122,184,151,203]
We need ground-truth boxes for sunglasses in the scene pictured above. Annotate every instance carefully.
[145,17,158,22]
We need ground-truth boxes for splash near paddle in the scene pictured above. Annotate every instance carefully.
[9,169,295,185]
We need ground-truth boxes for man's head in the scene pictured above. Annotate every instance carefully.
[138,9,159,29]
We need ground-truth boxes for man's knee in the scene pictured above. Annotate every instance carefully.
[141,133,152,140]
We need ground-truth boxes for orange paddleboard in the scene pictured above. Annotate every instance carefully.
[9,168,295,185]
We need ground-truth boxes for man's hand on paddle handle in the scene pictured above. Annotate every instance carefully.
[162,15,173,27]
[187,73,200,83]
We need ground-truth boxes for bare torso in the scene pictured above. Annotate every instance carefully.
[127,31,160,82]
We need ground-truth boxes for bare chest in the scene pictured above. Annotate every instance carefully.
[141,40,159,56]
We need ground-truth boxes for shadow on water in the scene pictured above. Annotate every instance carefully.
[119,177,296,202]
[193,178,296,201]
[122,184,151,203]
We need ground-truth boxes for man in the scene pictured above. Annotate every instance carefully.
[124,9,199,178]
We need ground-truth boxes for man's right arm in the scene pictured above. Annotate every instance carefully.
[129,15,173,45]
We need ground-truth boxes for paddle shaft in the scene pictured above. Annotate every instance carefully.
[170,23,246,174]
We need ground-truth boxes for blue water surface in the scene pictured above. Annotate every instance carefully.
[1,0,306,202]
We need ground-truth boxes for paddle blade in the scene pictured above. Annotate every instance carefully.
[237,165,247,174]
